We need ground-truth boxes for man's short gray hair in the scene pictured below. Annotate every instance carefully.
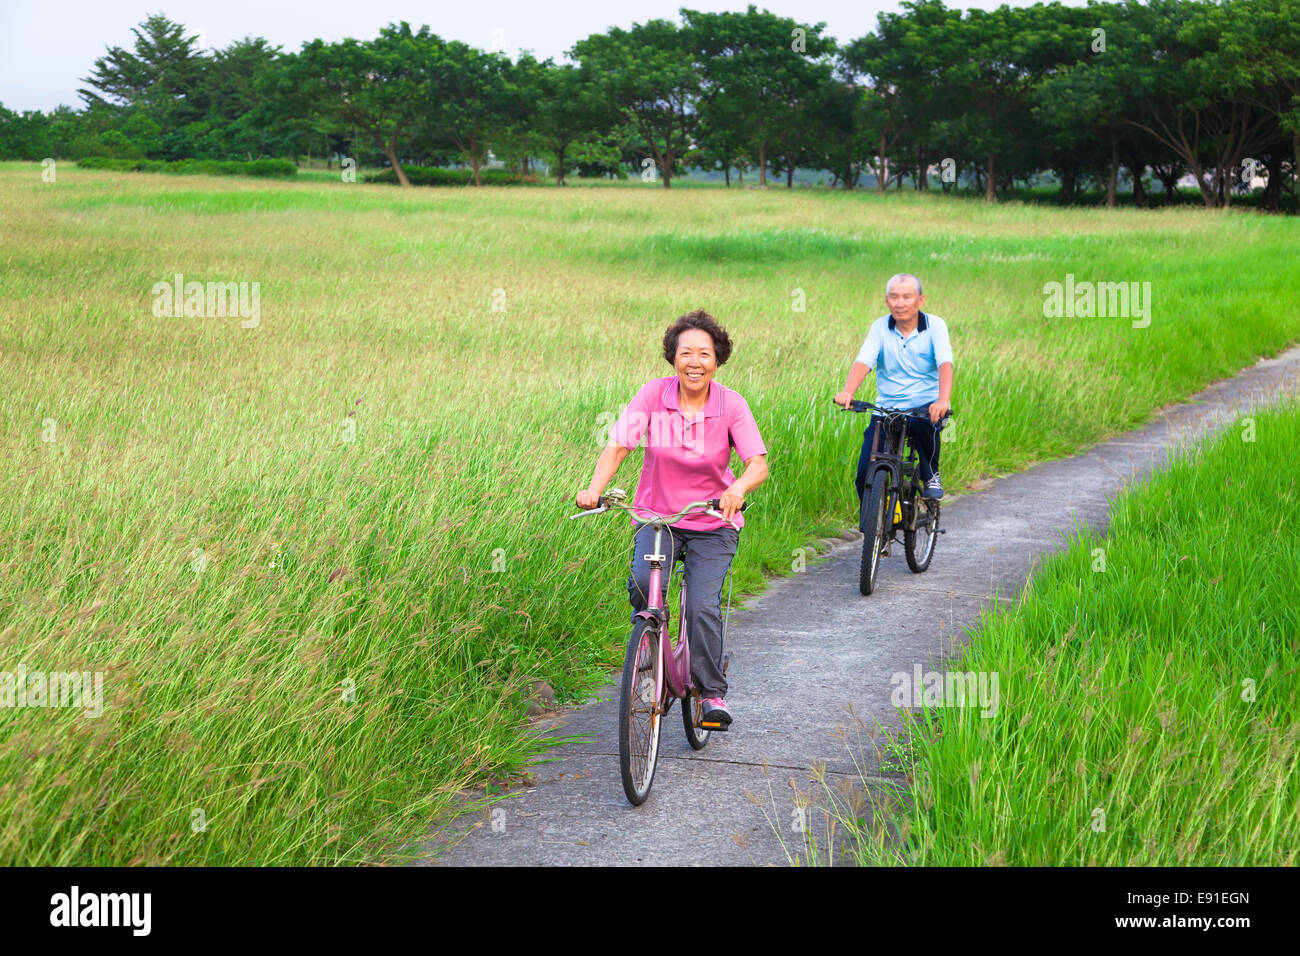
[886,273,923,297]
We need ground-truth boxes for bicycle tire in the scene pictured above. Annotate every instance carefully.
[676,579,711,750]
[618,620,663,805]
[859,469,892,596]
[683,692,711,750]
[905,495,939,573]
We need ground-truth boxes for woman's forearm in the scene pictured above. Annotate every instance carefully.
[733,455,768,495]
[586,442,630,494]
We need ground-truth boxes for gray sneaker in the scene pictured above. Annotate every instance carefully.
[924,473,944,500]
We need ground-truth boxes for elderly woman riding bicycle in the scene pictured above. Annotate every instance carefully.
[575,310,768,729]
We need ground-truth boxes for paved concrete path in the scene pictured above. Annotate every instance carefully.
[413,347,1300,866]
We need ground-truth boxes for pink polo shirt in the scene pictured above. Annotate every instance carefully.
[610,376,767,531]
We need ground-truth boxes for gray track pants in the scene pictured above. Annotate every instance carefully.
[627,522,739,699]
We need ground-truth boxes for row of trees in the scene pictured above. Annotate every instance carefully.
[2,1,1297,208]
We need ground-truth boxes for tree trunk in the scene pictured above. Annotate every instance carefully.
[1106,134,1119,208]
[661,150,672,189]
[724,164,730,187]
[384,140,410,187]
[787,160,794,188]
[1128,157,1147,208]
[985,154,996,202]
[1264,151,1282,212]
[1293,131,1299,205]
[759,143,767,187]
[556,143,567,186]
[1152,164,1179,201]
[918,150,928,190]
[1059,164,1077,204]
[1189,160,1216,207]
[877,132,887,193]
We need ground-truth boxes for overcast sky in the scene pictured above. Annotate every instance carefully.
[0,0,1089,113]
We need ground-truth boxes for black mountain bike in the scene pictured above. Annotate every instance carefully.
[841,400,949,596]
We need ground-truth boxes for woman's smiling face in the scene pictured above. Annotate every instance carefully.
[674,328,717,395]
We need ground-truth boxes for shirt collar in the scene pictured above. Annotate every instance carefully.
[887,311,928,334]
[661,376,721,418]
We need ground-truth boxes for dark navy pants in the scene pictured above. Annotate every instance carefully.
[627,522,739,699]
[854,409,944,503]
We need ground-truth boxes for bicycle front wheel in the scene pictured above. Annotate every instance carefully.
[859,470,892,596]
[619,621,663,805]
[683,692,711,750]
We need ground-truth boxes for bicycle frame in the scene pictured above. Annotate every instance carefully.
[570,492,743,710]
[852,401,944,534]
[634,519,693,704]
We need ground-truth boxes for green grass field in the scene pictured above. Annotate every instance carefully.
[827,398,1300,866]
[1,161,1298,864]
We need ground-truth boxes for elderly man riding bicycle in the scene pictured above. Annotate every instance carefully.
[834,273,954,506]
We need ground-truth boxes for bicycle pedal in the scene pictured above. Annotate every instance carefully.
[699,719,729,731]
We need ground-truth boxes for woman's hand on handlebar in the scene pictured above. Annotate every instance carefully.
[575,489,602,510]
[717,485,745,523]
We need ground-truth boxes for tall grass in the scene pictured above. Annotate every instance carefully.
[827,399,1300,866]
[0,162,1297,863]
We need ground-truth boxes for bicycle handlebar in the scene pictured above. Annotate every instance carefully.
[836,398,953,421]
[568,493,748,527]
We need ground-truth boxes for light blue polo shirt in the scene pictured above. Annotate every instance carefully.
[855,311,953,409]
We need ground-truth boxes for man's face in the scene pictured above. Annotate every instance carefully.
[885,280,925,325]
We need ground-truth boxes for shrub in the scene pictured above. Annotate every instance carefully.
[362,165,539,186]
[74,157,297,178]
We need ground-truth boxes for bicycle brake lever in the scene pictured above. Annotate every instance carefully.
[705,508,741,529]
[568,506,608,520]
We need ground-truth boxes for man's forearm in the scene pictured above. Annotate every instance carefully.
[938,362,953,404]
[843,361,871,395]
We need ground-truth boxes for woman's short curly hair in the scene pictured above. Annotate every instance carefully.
[662,310,732,366]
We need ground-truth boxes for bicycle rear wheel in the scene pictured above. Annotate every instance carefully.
[905,495,939,572]
[619,621,663,805]
[859,469,892,596]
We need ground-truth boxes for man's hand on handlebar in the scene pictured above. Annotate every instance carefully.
[833,390,853,409]
[928,399,951,425]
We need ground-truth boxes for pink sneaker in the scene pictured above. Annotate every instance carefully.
[701,697,732,730]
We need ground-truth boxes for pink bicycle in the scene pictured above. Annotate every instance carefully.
[570,488,745,805]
